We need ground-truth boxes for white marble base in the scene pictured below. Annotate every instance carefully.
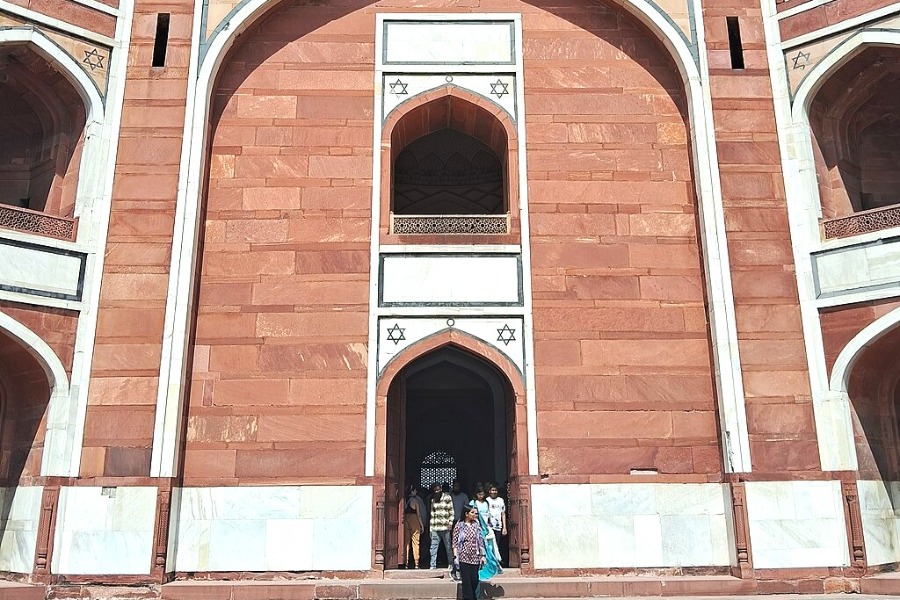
[745,480,849,568]
[171,485,372,572]
[814,238,900,299]
[52,486,157,575]
[0,486,42,573]
[858,479,900,566]
[531,483,732,569]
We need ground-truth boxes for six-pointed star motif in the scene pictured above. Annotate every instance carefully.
[490,79,509,98]
[389,79,408,96]
[497,324,516,345]
[83,48,105,71]
[791,50,810,70]
[386,323,406,345]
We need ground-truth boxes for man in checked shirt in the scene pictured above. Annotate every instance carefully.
[428,482,455,574]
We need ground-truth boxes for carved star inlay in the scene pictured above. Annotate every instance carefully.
[497,324,516,346]
[83,48,105,71]
[389,78,408,96]
[490,79,509,98]
[386,323,406,345]
[791,50,810,70]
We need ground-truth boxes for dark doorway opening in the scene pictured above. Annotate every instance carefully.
[384,344,517,570]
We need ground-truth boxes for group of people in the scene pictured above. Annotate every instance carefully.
[403,480,507,600]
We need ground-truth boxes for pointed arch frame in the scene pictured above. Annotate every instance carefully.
[374,328,527,479]
[0,311,74,476]
[0,27,107,221]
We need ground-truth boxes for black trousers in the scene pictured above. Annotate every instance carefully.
[459,561,480,600]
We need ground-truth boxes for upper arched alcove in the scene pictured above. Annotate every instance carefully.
[0,43,86,221]
[810,45,900,223]
[386,92,515,238]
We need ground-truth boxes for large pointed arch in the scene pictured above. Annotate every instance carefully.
[154,0,750,478]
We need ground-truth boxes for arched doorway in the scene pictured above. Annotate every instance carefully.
[381,341,524,570]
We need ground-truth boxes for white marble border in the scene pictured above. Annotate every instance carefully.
[762,4,900,470]
[153,0,752,478]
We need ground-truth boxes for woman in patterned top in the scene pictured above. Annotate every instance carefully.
[452,505,486,600]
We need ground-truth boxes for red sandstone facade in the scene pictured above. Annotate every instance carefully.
[0,0,899,596]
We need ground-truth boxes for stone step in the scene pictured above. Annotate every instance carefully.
[161,575,758,600]
[0,581,43,600]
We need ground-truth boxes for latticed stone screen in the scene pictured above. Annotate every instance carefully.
[419,450,457,489]
[391,214,508,235]
[822,205,900,239]
[0,205,77,240]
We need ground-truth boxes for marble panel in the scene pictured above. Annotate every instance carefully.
[209,520,268,571]
[531,483,592,517]
[814,239,900,298]
[596,516,636,567]
[299,485,368,519]
[173,486,372,572]
[381,254,520,305]
[0,486,41,573]
[633,514,664,567]
[531,484,730,569]
[532,515,599,569]
[266,519,314,571]
[312,509,371,570]
[745,481,849,569]
[383,21,515,65]
[53,487,157,575]
[660,515,713,566]
[0,241,84,300]
[591,484,655,516]
[858,480,900,566]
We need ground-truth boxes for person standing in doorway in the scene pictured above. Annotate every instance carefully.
[428,482,454,572]
[403,485,426,568]
[471,484,502,573]
[486,483,507,566]
[453,505,486,600]
[450,479,469,523]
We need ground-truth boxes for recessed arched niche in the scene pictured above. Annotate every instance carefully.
[383,91,520,243]
[810,45,900,233]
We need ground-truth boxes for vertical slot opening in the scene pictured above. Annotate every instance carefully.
[727,16,745,70]
[152,13,170,67]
